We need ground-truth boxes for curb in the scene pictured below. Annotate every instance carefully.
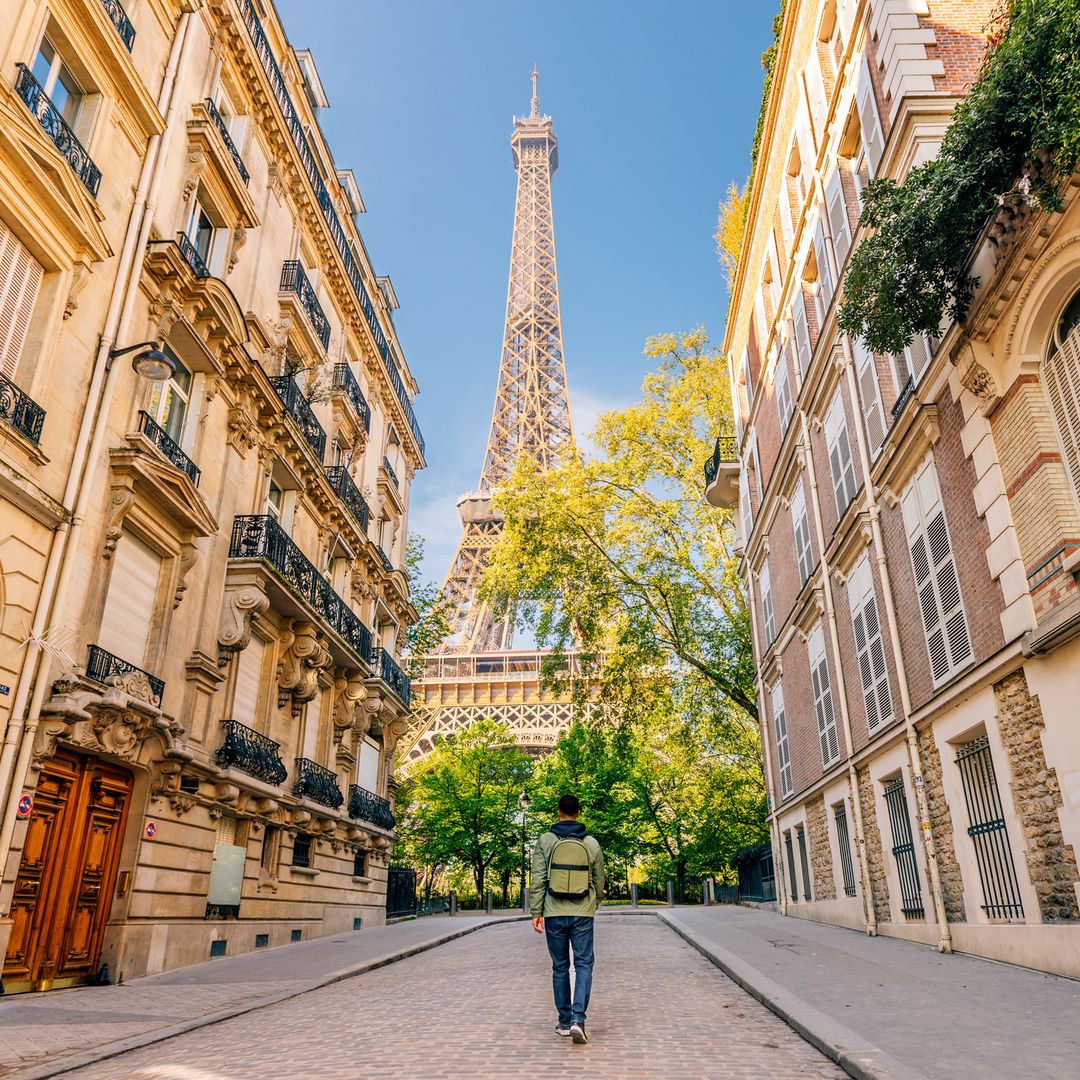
[8,915,528,1080]
[657,911,930,1080]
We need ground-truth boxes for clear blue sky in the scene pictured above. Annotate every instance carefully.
[277,0,773,585]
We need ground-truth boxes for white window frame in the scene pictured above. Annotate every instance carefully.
[825,392,859,516]
[792,480,813,585]
[1045,305,1080,511]
[847,554,894,734]
[825,166,851,269]
[813,216,835,312]
[792,289,812,377]
[760,560,775,645]
[852,335,887,455]
[808,623,841,768]
[775,345,793,432]
[0,221,44,380]
[771,681,792,799]
[856,55,885,177]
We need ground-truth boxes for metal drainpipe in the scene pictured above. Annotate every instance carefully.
[799,413,878,934]
[837,340,953,952]
[0,10,196,869]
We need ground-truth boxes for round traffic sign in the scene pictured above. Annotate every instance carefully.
[144,821,157,840]
[17,793,33,819]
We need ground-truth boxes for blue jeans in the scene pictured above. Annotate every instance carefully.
[544,915,594,1027]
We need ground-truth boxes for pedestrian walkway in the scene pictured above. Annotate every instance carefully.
[62,915,843,1080]
[659,904,1080,1080]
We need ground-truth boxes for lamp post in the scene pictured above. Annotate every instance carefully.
[518,790,530,911]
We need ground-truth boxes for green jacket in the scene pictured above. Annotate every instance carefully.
[530,821,605,918]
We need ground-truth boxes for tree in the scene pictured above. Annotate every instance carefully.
[715,180,748,289]
[403,534,451,677]
[394,719,532,897]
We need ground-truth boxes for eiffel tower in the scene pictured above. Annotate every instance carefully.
[400,71,587,765]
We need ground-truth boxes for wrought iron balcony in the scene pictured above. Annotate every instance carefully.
[891,375,915,421]
[382,457,399,488]
[704,435,737,486]
[332,363,371,431]
[703,435,739,510]
[240,0,424,459]
[138,411,200,485]
[269,375,327,459]
[293,757,344,809]
[176,232,210,279]
[86,644,164,707]
[372,647,411,707]
[204,97,249,185]
[280,260,330,349]
[348,784,395,830]
[100,0,136,51]
[15,65,101,198]
[214,719,288,785]
[0,373,46,445]
[229,515,374,666]
[325,465,370,532]
[376,546,394,574]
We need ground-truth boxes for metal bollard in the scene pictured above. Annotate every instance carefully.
[486,888,494,914]
[704,878,714,906]
[630,883,638,908]
[521,886,530,914]
[667,880,675,907]
[449,890,457,916]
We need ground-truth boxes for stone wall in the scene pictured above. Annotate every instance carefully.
[805,795,836,901]
[994,670,1080,920]
[856,767,891,919]
[916,725,967,922]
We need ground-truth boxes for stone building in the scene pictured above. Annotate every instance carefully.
[713,0,1080,977]
[0,0,422,992]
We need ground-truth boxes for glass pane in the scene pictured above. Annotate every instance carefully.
[194,210,213,262]
[171,354,192,394]
[55,64,81,127]
[32,43,54,89]
[1056,290,1080,350]
[159,387,187,443]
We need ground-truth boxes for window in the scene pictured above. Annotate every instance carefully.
[233,636,265,724]
[147,348,191,445]
[353,849,367,878]
[825,167,852,269]
[1043,289,1080,508]
[808,624,840,768]
[0,221,44,380]
[359,738,381,794]
[32,38,83,129]
[825,393,858,517]
[738,455,754,545]
[882,777,925,918]
[852,336,887,454]
[98,533,161,667]
[771,681,792,798]
[796,825,813,900]
[848,554,894,734]
[775,347,793,432]
[892,334,932,392]
[792,290,812,376]
[760,560,775,645]
[813,217,835,311]
[856,56,884,177]
[791,481,813,585]
[266,480,283,520]
[784,831,798,900]
[260,825,281,877]
[186,201,216,268]
[833,802,857,896]
[302,693,321,761]
[900,459,973,685]
[292,833,312,868]
[806,46,827,135]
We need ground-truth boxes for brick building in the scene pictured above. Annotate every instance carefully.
[0,0,421,990]
[712,0,1080,976]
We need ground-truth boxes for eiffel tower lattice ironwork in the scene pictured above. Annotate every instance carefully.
[400,72,590,767]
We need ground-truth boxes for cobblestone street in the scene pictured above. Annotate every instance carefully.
[64,916,843,1080]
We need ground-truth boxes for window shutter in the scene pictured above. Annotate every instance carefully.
[792,290,812,375]
[825,167,851,267]
[853,336,887,453]
[791,482,813,584]
[857,57,884,176]
[779,187,794,250]
[836,0,856,41]
[0,223,44,379]
[98,534,161,666]
[825,394,858,515]
[775,348,793,432]
[807,48,827,133]
[848,555,894,733]
[813,218,834,309]
[1045,328,1080,504]
[771,682,792,798]
[359,737,380,792]
[907,334,932,381]
[738,464,753,546]
[233,636,266,724]
[760,561,775,644]
[72,93,101,155]
[808,625,840,766]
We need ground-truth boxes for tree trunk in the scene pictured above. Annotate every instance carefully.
[501,865,512,907]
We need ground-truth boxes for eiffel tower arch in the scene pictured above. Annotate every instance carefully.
[400,73,590,767]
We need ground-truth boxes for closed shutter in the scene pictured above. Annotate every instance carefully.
[1045,328,1080,504]
[807,48,827,133]
[302,693,321,760]
[779,187,794,251]
[98,533,160,666]
[358,738,380,793]
[906,334,932,382]
[771,682,792,798]
[792,481,813,584]
[848,555,894,734]
[0,222,44,379]
[739,458,754,544]
[808,624,840,767]
[233,636,266,724]
[836,0,856,41]
[825,167,851,268]
[792,290,812,376]
[760,561,775,644]
[813,218,834,310]
[857,57,884,176]
[775,347,793,431]
[825,394,858,516]
[853,336,887,453]
[901,460,973,686]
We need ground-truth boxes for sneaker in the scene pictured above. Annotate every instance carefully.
[555,1024,572,1037]
[570,1023,588,1044]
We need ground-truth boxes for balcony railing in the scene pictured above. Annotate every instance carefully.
[325,465,370,532]
[240,0,424,458]
[293,757,344,809]
[704,435,737,487]
[373,647,411,707]
[382,457,399,488]
[348,784,395,830]
[176,232,210,278]
[100,0,136,51]
[15,65,101,198]
[229,515,373,666]
[138,411,200,485]
[0,373,46,445]
[891,375,915,421]
[204,97,249,185]
[86,644,164,707]
[280,260,330,349]
[214,719,288,785]
[376,546,394,574]
[269,375,327,459]
[332,363,371,431]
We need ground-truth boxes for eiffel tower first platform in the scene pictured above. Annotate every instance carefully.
[399,72,589,766]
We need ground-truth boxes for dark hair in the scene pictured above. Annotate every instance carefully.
[558,794,581,817]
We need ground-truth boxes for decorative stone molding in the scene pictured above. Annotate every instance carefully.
[332,669,367,732]
[277,621,330,708]
[876,404,941,508]
[102,486,136,559]
[63,260,91,320]
[227,404,259,456]
[217,584,270,664]
[173,542,199,608]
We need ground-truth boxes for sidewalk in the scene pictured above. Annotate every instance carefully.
[655,904,1080,1080]
[0,913,524,1080]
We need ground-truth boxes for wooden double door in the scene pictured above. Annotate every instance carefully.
[4,751,132,993]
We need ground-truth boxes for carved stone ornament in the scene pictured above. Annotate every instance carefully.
[217,584,270,664]
[333,670,367,731]
[277,622,330,708]
[174,542,199,609]
[227,405,259,457]
[102,486,136,559]
[64,261,91,320]
[228,226,247,275]
[961,358,998,402]
[182,148,207,203]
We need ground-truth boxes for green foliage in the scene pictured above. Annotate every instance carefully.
[403,534,450,677]
[839,0,1080,354]
[751,2,788,176]
[715,180,749,288]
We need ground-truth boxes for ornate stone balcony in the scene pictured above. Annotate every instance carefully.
[214,720,288,786]
[703,435,739,509]
[269,375,327,459]
[86,645,164,708]
[292,757,344,809]
[0,373,46,445]
[376,546,394,574]
[176,232,210,279]
[138,411,200,486]
[348,784,395,830]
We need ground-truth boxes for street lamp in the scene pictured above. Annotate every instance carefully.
[108,341,174,381]
[518,790,531,911]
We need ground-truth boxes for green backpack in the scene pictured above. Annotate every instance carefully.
[546,835,592,899]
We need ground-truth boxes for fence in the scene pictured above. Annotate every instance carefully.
[385,866,416,919]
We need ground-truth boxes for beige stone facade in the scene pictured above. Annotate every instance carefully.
[715,0,1080,977]
[0,0,423,991]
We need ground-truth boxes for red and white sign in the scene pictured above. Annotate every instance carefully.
[16,793,33,819]
[144,821,157,840]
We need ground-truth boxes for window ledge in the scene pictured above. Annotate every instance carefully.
[352,875,373,884]
[288,865,319,878]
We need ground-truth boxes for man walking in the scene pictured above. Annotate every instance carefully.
[530,794,605,1044]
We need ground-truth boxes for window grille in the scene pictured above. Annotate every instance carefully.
[796,826,812,901]
[292,833,312,868]
[955,736,1025,920]
[883,778,924,918]
[834,803,857,896]
[784,831,798,901]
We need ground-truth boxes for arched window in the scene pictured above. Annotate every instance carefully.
[1044,288,1080,507]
